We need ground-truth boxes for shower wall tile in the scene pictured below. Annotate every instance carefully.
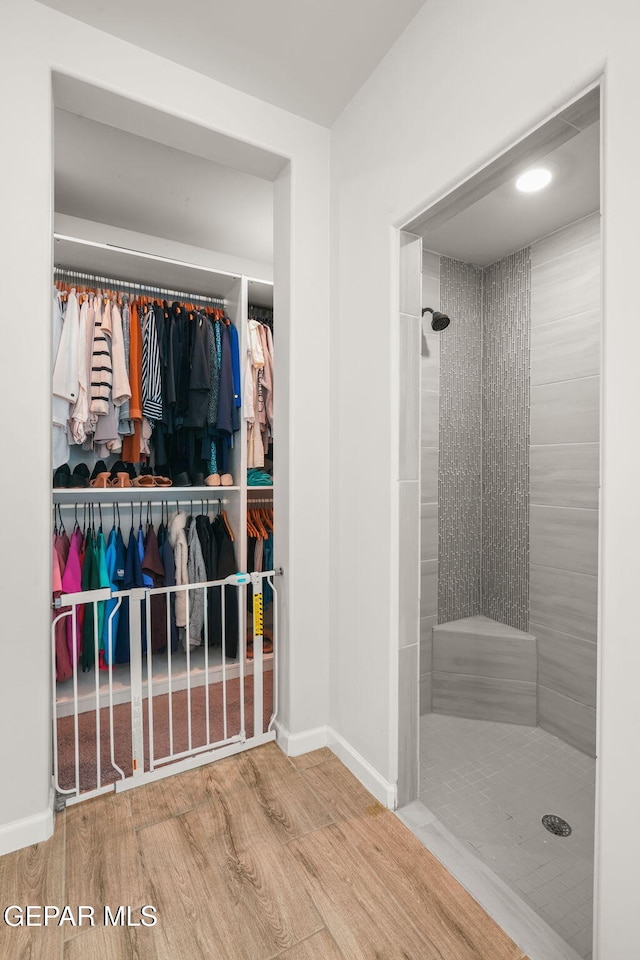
[531,239,600,326]
[420,615,436,676]
[438,257,483,624]
[399,481,420,649]
[531,212,599,268]
[400,231,422,317]
[530,442,599,509]
[420,559,438,619]
[432,672,537,725]
[530,505,599,577]
[421,331,440,392]
[420,447,439,502]
[538,684,596,757]
[421,392,439,447]
[398,643,419,804]
[420,502,438,562]
[530,308,600,385]
[481,249,531,631]
[530,376,599,445]
[530,564,598,642]
[422,248,440,284]
[420,673,432,715]
[534,622,597,707]
[399,313,421,480]
[530,216,600,751]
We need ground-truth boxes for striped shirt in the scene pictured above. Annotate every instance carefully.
[142,305,162,421]
[89,296,113,415]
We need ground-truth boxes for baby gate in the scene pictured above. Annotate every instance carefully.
[51,570,278,804]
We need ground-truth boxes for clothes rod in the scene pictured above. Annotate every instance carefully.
[54,233,242,282]
[54,498,229,509]
[53,266,226,307]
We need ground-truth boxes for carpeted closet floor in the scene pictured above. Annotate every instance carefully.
[0,743,531,960]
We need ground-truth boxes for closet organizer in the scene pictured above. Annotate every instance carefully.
[51,254,276,802]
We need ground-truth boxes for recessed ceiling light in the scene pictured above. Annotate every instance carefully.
[516,167,553,193]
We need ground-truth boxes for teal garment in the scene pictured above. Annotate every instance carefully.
[247,468,272,486]
[103,528,121,665]
[96,530,110,650]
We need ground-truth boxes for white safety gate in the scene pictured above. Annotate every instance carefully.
[52,570,278,805]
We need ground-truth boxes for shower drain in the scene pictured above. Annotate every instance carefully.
[541,814,572,837]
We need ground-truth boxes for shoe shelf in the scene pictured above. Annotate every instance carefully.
[53,486,241,502]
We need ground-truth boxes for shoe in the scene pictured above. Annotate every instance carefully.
[173,472,191,487]
[132,475,155,487]
[109,472,132,487]
[89,472,111,488]
[69,464,90,488]
[154,476,173,487]
[125,463,137,481]
[53,463,71,488]
[140,463,153,476]
[190,471,205,487]
[220,473,234,486]
[108,460,127,483]
[90,460,108,482]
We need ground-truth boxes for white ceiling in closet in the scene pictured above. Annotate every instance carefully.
[38,0,426,125]
[55,109,274,267]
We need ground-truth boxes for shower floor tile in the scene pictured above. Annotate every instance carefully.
[419,713,595,959]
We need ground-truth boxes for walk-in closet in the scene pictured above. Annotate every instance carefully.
[51,80,279,802]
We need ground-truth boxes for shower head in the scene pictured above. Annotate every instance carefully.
[422,307,451,331]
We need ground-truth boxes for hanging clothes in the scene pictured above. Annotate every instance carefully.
[141,523,167,652]
[210,514,239,658]
[53,536,73,682]
[61,526,83,665]
[52,290,70,469]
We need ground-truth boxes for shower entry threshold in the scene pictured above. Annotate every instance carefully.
[396,801,583,960]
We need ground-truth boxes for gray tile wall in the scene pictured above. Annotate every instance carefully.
[482,250,531,631]
[398,230,423,802]
[438,257,483,624]
[530,213,600,757]
[438,251,530,632]
[419,249,440,713]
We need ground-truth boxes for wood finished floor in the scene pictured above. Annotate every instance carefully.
[0,743,531,960]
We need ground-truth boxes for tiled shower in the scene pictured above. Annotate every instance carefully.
[418,212,600,959]
[420,212,599,755]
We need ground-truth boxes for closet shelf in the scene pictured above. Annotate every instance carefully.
[247,485,274,491]
[53,486,240,503]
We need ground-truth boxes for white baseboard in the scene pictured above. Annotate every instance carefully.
[0,790,54,857]
[327,727,397,810]
[273,720,329,756]
[273,721,397,810]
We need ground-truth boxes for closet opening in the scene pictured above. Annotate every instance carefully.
[50,75,286,803]
[397,83,601,960]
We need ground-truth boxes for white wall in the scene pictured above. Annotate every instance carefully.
[0,0,330,852]
[330,1,640,956]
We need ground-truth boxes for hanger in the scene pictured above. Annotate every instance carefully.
[221,509,235,542]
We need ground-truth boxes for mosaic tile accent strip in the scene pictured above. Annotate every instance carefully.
[438,258,483,623]
[482,250,531,631]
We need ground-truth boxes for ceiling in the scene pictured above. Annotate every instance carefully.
[423,121,600,267]
[39,0,426,126]
[55,108,274,268]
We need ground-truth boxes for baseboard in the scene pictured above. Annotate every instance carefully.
[0,791,54,857]
[274,721,397,810]
[327,727,397,810]
[273,720,329,756]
